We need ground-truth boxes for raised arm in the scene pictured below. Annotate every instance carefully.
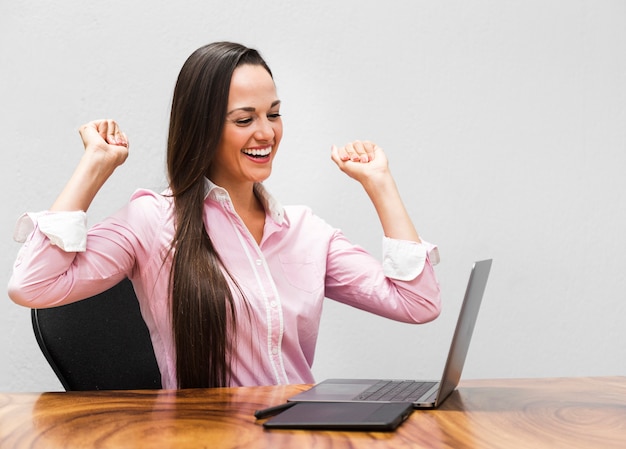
[51,119,129,212]
[330,140,420,243]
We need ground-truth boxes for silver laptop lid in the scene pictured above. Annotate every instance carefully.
[434,259,492,406]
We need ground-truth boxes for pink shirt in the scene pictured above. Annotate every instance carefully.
[9,181,441,389]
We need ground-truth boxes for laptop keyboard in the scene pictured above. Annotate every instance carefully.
[354,380,438,402]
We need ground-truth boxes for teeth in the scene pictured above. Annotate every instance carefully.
[242,147,272,157]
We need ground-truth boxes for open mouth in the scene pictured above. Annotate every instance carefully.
[242,147,272,158]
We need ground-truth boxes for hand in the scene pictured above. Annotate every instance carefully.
[330,140,420,242]
[330,140,390,184]
[49,120,130,212]
[78,119,130,168]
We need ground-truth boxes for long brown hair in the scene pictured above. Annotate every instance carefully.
[166,42,272,388]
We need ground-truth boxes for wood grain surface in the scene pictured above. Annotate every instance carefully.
[0,377,625,448]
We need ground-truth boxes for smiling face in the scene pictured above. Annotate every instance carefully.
[208,64,283,191]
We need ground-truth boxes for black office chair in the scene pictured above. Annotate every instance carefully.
[31,278,162,391]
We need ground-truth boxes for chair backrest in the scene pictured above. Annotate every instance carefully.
[31,278,162,391]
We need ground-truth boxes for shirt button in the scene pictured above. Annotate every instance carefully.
[270,301,278,308]
[255,259,262,266]
[271,346,279,355]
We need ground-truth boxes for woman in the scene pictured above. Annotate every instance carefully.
[9,42,441,389]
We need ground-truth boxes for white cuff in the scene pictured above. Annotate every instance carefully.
[382,237,440,281]
[13,211,88,252]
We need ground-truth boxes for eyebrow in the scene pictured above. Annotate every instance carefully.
[227,100,281,115]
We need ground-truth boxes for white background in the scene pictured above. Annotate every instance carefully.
[1,1,624,391]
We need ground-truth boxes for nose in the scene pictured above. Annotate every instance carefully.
[254,117,275,142]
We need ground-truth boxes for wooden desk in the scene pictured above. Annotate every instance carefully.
[0,377,624,448]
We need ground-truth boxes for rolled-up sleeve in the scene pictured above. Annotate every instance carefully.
[13,211,88,252]
[324,230,442,324]
[382,236,440,281]
[8,190,166,308]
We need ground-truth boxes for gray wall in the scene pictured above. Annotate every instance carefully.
[1,1,624,392]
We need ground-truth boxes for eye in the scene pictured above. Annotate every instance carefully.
[268,113,282,121]
[235,117,253,126]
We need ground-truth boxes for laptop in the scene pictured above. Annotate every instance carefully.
[289,259,492,409]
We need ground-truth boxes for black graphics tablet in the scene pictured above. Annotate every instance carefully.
[262,401,413,431]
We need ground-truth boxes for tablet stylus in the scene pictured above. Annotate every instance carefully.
[254,402,297,419]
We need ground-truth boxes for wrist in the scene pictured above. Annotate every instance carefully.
[80,150,118,181]
[361,170,396,196]
[50,153,115,212]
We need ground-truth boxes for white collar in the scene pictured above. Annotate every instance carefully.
[203,178,285,225]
